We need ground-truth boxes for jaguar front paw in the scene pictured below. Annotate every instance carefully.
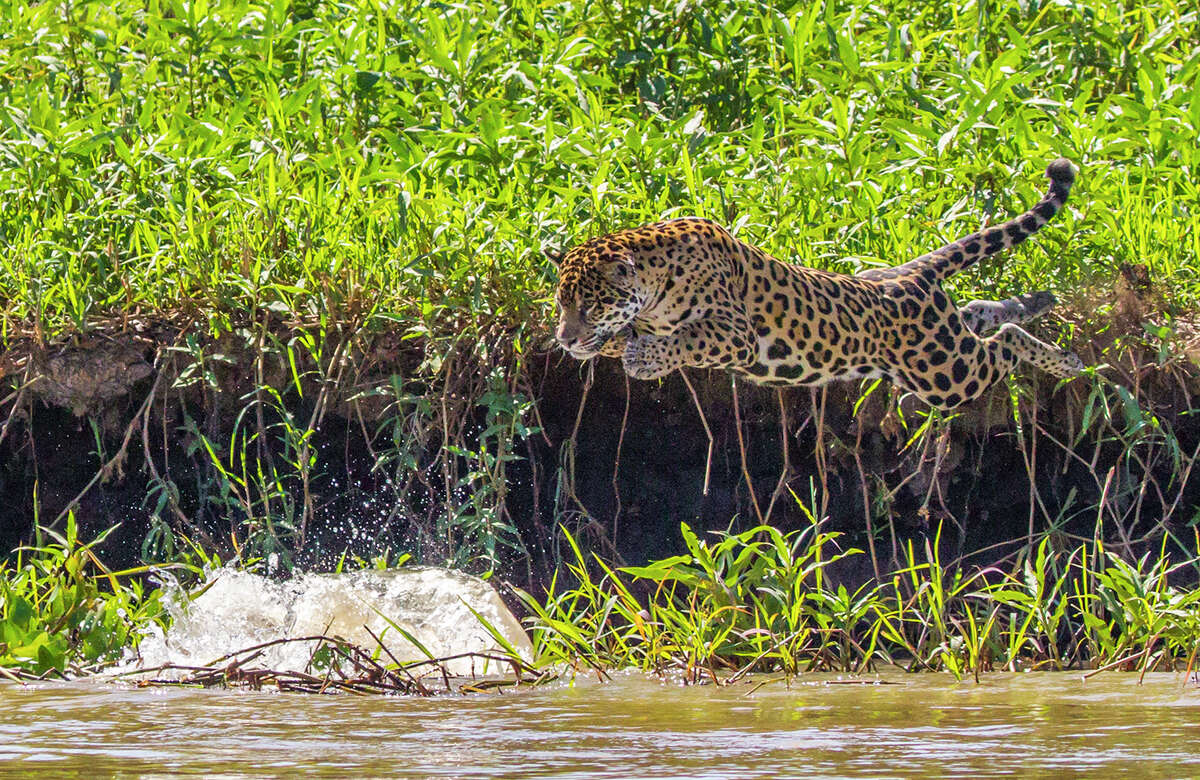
[598,326,635,358]
[622,336,671,380]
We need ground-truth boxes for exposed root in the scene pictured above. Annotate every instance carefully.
[51,366,166,529]
[732,377,764,525]
[763,388,792,524]
[113,634,545,696]
[680,369,714,496]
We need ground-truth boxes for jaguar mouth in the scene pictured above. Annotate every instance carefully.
[563,331,614,359]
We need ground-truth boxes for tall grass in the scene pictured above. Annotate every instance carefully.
[520,519,1200,682]
[1,0,1197,347]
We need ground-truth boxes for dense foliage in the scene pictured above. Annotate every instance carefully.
[5,515,1199,681]
[1,0,1197,344]
[0,517,169,677]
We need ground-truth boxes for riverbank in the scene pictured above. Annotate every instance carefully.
[3,295,1198,581]
[3,0,1199,570]
[2,0,1200,682]
[4,509,1200,683]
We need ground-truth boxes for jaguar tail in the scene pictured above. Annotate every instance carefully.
[860,159,1075,283]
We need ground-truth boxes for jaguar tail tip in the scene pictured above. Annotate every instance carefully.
[1045,158,1075,190]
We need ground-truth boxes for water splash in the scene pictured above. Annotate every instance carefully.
[130,567,531,677]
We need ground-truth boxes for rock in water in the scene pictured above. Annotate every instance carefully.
[134,567,531,677]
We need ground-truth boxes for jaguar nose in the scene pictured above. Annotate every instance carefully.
[556,320,580,348]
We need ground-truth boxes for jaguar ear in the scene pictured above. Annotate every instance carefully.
[544,247,565,268]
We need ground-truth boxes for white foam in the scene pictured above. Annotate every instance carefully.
[129,567,532,678]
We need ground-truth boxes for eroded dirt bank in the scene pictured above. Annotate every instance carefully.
[2,293,1199,587]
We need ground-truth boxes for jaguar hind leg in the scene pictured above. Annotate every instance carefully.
[989,322,1085,380]
[898,322,1083,409]
[958,291,1056,334]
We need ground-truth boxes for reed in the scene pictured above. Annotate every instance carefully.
[519,519,1200,682]
[5,512,1198,684]
[0,514,173,678]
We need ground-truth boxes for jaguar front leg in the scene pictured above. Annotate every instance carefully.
[622,316,755,380]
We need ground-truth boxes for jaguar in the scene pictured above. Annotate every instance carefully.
[553,159,1083,409]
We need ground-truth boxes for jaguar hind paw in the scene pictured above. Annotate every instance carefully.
[1054,349,1086,378]
[1018,290,1058,318]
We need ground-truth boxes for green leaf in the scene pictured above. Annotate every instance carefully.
[355,71,382,92]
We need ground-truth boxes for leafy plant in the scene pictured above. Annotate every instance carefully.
[521,521,1200,682]
[0,516,173,677]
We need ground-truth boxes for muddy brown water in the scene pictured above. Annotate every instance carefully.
[2,672,1198,778]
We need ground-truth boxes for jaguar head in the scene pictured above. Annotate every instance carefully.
[552,241,644,359]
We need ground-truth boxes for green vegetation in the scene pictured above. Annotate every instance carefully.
[0,515,170,678]
[4,0,1197,569]
[522,517,1200,683]
[7,512,1198,684]
[1,0,1198,343]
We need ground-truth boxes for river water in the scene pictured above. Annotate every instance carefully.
[2,671,1197,777]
